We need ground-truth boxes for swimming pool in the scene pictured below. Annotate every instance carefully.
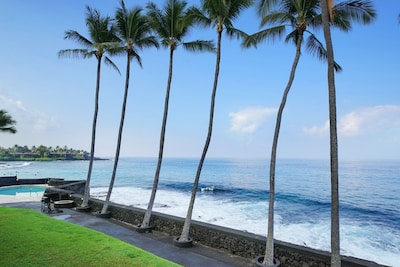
[0,186,46,196]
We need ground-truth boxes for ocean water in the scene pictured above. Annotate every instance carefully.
[1,158,399,266]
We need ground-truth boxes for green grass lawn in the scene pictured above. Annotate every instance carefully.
[0,207,181,267]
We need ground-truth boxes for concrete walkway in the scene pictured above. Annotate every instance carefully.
[0,201,253,267]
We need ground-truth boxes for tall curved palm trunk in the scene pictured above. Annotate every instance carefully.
[99,1,158,215]
[101,52,131,214]
[179,29,222,242]
[82,55,102,208]
[58,7,120,209]
[141,47,174,228]
[263,33,303,266]
[320,0,340,266]
[140,0,214,229]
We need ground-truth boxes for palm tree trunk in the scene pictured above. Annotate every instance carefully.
[263,34,303,266]
[320,1,341,266]
[141,47,175,228]
[101,53,131,214]
[82,56,102,208]
[179,30,222,242]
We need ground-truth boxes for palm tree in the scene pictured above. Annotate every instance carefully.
[320,2,340,266]
[139,0,215,230]
[245,0,375,265]
[175,0,253,245]
[58,6,120,209]
[100,1,159,215]
[0,110,17,134]
[320,1,374,266]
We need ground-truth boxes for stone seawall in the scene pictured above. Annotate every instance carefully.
[66,194,385,267]
[0,176,49,187]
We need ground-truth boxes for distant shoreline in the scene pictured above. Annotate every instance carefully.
[0,157,108,162]
[0,145,102,162]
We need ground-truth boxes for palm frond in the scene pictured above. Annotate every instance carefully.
[308,13,323,30]
[284,29,299,46]
[330,12,351,31]
[147,0,189,46]
[146,2,168,39]
[182,40,215,53]
[186,6,212,28]
[129,50,143,68]
[305,34,342,72]
[107,44,126,57]
[260,11,294,28]
[57,49,94,59]
[257,0,281,17]
[224,0,254,21]
[64,30,93,48]
[0,126,17,134]
[85,6,118,44]
[333,0,376,27]
[146,0,215,56]
[136,35,160,50]
[226,27,249,41]
[167,0,189,38]
[247,0,375,75]
[244,25,286,47]
[59,6,120,74]
[0,110,17,134]
[104,56,121,75]
[117,5,158,47]
[115,0,129,38]
[200,0,253,30]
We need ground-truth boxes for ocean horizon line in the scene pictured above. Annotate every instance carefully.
[92,155,400,163]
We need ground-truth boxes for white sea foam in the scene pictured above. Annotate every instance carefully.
[90,186,399,266]
[340,220,400,266]
[0,161,31,171]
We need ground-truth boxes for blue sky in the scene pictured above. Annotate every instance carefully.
[1,1,399,160]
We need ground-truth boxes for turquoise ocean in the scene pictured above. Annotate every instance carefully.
[1,158,399,266]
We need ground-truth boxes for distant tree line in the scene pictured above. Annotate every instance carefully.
[0,145,89,161]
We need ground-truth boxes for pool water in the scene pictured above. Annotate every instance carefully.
[0,186,46,196]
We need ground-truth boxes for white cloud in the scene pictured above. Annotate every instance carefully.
[32,115,58,132]
[229,107,277,133]
[0,94,27,112]
[339,105,400,136]
[303,120,329,136]
[303,105,400,137]
[0,93,59,133]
